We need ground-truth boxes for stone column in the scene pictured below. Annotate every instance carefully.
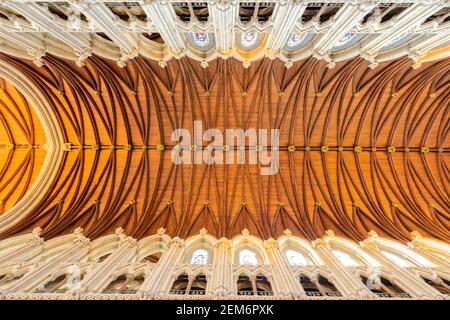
[0,228,44,266]
[139,237,184,295]
[3,228,90,293]
[208,237,233,296]
[361,236,444,299]
[77,232,138,294]
[264,238,303,298]
[408,231,450,269]
[312,235,374,299]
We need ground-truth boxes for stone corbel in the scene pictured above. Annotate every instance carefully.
[74,47,92,67]
[209,0,238,11]
[25,227,44,247]
[117,47,140,68]
[264,238,278,250]
[360,52,379,69]
[408,50,426,70]
[312,238,324,249]
[27,48,47,67]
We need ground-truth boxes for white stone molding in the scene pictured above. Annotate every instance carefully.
[1,229,90,294]
[313,232,374,298]
[139,236,184,294]
[0,229,449,299]
[361,231,446,299]
[0,1,448,68]
[0,59,65,235]
[209,0,238,56]
[209,237,233,296]
[140,1,186,59]
[264,238,305,296]
[264,1,307,59]
[360,3,445,58]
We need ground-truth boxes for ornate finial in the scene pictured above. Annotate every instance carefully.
[278,91,285,97]
[325,229,335,237]
[368,230,378,238]
[265,238,277,249]
[242,60,251,69]
[338,146,344,152]
[203,200,209,206]
[241,91,248,97]
[167,91,174,97]
[74,227,84,235]
[241,228,250,236]
[120,236,137,248]
[124,144,132,151]
[354,145,362,153]
[410,230,421,240]
[157,227,166,235]
[283,229,292,236]
[305,146,310,152]
[312,238,324,248]
[420,146,429,154]
[156,143,165,151]
[32,227,42,236]
[315,91,323,97]
[115,227,124,235]
[321,145,329,153]
[199,227,208,235]
[288,145,296,153]
[205,91,210,97]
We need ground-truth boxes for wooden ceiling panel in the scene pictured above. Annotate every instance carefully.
[0,53,448,242]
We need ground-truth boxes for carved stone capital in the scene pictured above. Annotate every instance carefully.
[312,238,324,248]
[120,236,137,248]
[264,238,278,249]
[209,0,237,11]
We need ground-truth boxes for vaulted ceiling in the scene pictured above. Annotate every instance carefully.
[1,1,449,69]
[0,53,448,242]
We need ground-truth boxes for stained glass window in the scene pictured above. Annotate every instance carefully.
[241,32,258,47]
[333,32,356,48]
[287,33,307,48]
[191,248,208,265]
[332,249,359,267]
[381,250,413,267]
[239,249,258,265]
[285,249,309,266]
[193,32,210,47]
[387,34,407,46]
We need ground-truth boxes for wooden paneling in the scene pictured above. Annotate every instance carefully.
[0,53,448,241]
